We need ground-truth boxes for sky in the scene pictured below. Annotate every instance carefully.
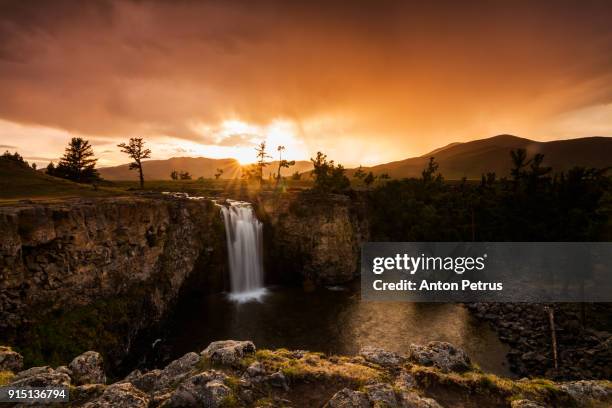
[1,0,612,168]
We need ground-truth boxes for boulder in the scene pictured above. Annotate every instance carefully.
[0,346,23,372]
[163,352,200,377]
[160,352,200,382]
[394,370,416,390]
[69,351,106,385]
[126,352,200,393]
[359,346,403,366]
[325,388,370,408]
[56,365,73,376]
[71,384,106,405]
[83,383,149,408]
[510,400,547,408]
[408,341,471,373]
[246,361,266,377]
[10,366,71,387]
[365,383,398,407]
[201,340,256,366]
[266,371,289,391]
[399,391,444,408]
[128,369,163,393]
[559,380,612,404]
[165,372,232,407]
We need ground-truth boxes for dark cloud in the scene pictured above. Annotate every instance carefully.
[0,0,611,153]
[0,144,17,148]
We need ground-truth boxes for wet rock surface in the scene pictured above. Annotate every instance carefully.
[2,341,610,407]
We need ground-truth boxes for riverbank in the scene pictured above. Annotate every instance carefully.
[466,303,612,381]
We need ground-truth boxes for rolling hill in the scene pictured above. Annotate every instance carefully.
[359,135,612,179]
[98,157,313,180]
[0,159,120,200]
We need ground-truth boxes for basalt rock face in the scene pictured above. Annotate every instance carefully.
[0,197,226,370]
[258,192,369,286]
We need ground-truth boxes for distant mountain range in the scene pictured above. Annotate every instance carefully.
[98,135,612,180]
[359,135,612,179]
[97,157,313,180]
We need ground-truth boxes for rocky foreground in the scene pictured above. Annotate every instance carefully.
[1,342,611,408]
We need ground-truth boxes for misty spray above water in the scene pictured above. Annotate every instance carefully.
[220,200,266,302]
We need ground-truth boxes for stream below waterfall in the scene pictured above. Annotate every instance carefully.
[160,284,513,377]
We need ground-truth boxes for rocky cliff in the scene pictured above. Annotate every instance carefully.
[1,341,610,407]
[258,192,369,286]
[0,196,227,370]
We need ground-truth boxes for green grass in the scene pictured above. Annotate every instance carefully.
[0,160,125,203]
[252,349,382,386]
[0,158,316,203]
[112,178,314,196]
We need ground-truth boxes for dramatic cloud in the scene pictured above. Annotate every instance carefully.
[1,0,612,165]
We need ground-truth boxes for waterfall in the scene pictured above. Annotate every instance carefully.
[220,200,267,302]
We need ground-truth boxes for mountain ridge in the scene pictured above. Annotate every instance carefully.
[97,135,612,180]
[361,134,612,179]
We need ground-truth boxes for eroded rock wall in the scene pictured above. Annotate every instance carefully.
[0,197,226,369]
[258,192,368,285]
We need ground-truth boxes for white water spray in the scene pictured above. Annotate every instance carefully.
[220,200,266,302]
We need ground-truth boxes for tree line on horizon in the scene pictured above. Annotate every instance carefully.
[40,137,150,187]
[3,135,612,244]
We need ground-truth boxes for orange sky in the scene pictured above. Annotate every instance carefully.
[1,0,612,167]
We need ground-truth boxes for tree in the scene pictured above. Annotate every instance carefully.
[214,168,224,179]
[118,138,151,188]
[527,153,552,190]
[255,142,271,184]
[353,166,366,180]
[179,171,192,180]
[31,163,37,170]
[364,171,377,187]
[310,151,350,193]
[276,146,286,181]
[275,145,295,187]
[56,137,100,183]
[510,148,530,182]
[1,150,28,167]
[46,162,56,175]
[422,157,443,184]
[170,170,179,180]
[379,173,390,180]
[291,171,302,180]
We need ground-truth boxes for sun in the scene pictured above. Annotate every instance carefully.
[231,147,258,165]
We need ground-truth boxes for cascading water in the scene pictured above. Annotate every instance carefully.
[220,200,267,302]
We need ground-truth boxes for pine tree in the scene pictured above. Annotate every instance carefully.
[56,137,100,183]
